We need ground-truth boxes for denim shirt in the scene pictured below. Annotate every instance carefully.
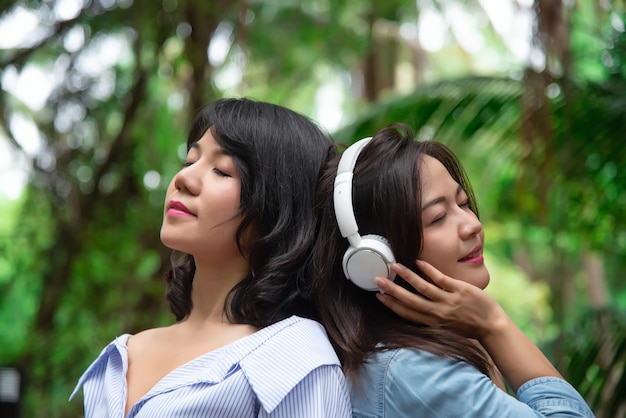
[350,348,595,418]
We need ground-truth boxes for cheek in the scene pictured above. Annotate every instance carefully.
[223,185,242,215]
[202,184,241,220]
[419,231,448,269]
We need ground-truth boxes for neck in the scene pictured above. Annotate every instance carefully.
[187,257,250,324]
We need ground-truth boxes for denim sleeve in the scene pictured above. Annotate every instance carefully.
[351,348,594,418]
[517,377,595,417]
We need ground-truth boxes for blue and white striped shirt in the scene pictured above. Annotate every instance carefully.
[70,316,352,417]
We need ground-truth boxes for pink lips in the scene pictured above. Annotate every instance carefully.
[458,244,484,264]
[167,200,196,218]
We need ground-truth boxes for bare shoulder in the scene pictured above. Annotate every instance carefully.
[125,325,179,412]
[127,325,175,353]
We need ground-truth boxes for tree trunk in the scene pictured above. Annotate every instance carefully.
[581,251,608,308]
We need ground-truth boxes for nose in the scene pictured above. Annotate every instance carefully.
[459,210,482,239]
[173,166,201,195]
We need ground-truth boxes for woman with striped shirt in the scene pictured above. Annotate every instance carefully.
[71,98,351,417]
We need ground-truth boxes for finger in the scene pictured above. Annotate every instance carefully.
[376,273,431,303]
[388,263,447,300]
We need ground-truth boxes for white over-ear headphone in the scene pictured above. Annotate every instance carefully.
[333,137,396,291]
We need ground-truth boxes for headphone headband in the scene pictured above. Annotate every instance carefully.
[333,137,372,247]
[332,136,396,291]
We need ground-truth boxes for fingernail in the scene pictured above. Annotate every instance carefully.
[375,277,385,293]
[391,263,403,272]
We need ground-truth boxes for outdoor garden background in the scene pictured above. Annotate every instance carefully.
[1,0,625,416]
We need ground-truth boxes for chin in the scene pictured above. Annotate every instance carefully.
[458,266,490,289]
[475,269,490,290]
[477,276,490,290]
[160,230,186,253]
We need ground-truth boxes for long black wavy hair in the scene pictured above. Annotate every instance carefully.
[313,123,492,377]
[165,98,335,327]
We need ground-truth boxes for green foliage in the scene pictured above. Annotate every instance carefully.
[0,191,53,361]
[554,308,626,418]
[482,243,554,343]
[334,76,522,145]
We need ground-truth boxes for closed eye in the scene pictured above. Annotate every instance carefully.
[431,213,446,224]
[183,161,194,168]
[213,168,231,177]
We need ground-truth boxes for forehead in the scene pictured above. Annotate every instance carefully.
[190,128,217,148]
[189,129,229,157]
[419,155,457,195]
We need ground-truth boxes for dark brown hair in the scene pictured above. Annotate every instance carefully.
[165,98,335,327]
[312,123,490,377]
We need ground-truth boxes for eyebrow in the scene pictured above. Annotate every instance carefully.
[188,141,230,157]
[421,184,463,211]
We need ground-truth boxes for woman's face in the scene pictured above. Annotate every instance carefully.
[160,129,243,262]
[418,155,490,289]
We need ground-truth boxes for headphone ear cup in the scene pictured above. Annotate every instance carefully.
[342,234,396,291]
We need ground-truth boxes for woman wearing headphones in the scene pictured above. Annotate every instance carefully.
[312,123,593,417]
